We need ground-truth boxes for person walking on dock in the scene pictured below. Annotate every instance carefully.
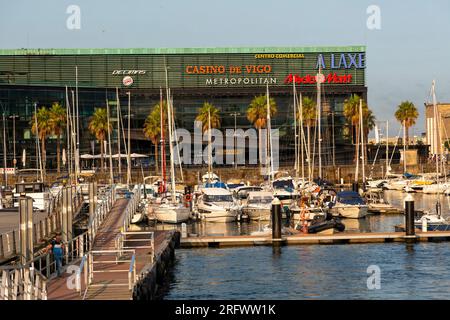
[45,232,65,278]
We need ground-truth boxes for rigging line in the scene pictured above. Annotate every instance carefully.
[388,126,403,167]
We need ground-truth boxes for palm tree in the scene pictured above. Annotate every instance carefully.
[31,106,52,175]
[247,95,277,169]
[88,108,111,173]
[143,102,166,173]
[299,96,316,166]
[344,94,375,161]
[195,102,220,132]
[49,102,66,174]
[395,101,418,146]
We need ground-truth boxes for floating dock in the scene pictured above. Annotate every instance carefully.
[180,231,450,248]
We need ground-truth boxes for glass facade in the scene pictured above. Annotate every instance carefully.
[0,46,367,169]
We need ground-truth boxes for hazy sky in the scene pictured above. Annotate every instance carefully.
[1,0,449,136]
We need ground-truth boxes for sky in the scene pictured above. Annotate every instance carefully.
[1,0,449,136]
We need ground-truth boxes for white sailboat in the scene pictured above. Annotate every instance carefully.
[154,68,190,224]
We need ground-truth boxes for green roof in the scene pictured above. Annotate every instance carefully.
[0,46,366,56]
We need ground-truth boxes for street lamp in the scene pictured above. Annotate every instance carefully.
[230,112,240,169]
[9,115,19,170]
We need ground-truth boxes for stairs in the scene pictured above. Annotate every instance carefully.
[84,282,132,300]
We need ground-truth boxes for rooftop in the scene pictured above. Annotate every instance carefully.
[0,46,366,56]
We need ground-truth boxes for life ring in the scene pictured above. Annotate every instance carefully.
[184,194,192,202]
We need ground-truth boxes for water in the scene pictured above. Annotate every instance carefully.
[148,190,450,299]
[162,243,450,300]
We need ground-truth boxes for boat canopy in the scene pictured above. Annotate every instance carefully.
[205,181,227,189]
[336,191,366,205]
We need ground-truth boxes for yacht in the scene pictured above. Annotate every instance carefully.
[330,191,368,219]
[242,191,273,221]
[154,193,190,224]
[13,182,51,212]
[195,188,239,222]
[271,176,299,208]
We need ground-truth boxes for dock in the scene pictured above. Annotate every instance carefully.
[180,231,450,248]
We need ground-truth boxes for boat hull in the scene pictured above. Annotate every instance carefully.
[154,207,190,224]
[331,205,368,219]
[243,207,271,221]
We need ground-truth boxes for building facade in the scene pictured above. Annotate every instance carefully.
[425,103,450,155]
[0,46,367,169]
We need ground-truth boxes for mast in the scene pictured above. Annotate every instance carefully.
[75,66,80,185]
[207,108,212,182]
[2,113,7,187]
[160,87,166,192]
[127,92,131,186]
[266,84,274,183]
[106,98,114,185]
[34,102,44,183]
[165,66,176,202]
[116,87,122,183]
[293,79,298,179]
[299,92,305,182]
[359,99,366,187]
[403,119,407,174]
[65,86,72,183]
[71,90,78,184]
[170,93,184,183]
[386,120,389,178]
[316,67,323,178]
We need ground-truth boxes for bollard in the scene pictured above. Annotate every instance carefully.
[271,197,282,240]
[404,194,415,237]
[181,223,187,238]
[352,182,359,193]
[422,217,428,233]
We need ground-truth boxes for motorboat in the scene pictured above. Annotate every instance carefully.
[330,191,368,219]
[242,191,273,221]
[154,193,190,224]
[13,182,51,212]
[364,190,402,214]
[234,185,264,205]
[226,179,246,191]
[271,176,300,209]
[201,172,220,184]
[414,207,450,231]
[194,187,239,222]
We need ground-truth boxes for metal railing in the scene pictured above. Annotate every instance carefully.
[116,231,155,263]
[0,185,84,260]
[121,185,141,232]
[0,265,47,300]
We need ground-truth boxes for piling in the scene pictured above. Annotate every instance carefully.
[19,196,33,265]
[404,194,415,237]
[271,197,282,241]
[352,182,359,193]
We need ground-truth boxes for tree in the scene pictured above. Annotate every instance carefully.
[31,106,52,176]
[343,94,373,162]
[143,102,166,173]
[395,101,418,146]
[49,102,66,174]
[247,95,277,170]
[195,102,220,133]
[88,108,111,173]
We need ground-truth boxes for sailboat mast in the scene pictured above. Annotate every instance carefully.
[207,109,212,181]
[127,92,131,186]
[386,120,389,178]
[165,66,176,202]
[293,80,298,178]
[106,98,114,184]
[75,66,80,185]
[33,102,44,183]
[116,87,122,183]
[65,86,72,183]
[403,119,407,174]
[432,80,440,186]
[266,84,274,183]
[360,99,366,186]
[299,92,305,182]
[160,87,166,191]
[317,68,322,178]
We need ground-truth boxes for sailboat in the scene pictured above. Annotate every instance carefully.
[154,68,190,224]
[414,81,450,230]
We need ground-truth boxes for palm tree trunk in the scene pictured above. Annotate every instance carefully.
[154,142,159,174]
[57,135,61,174]
[406,125,409,148]
[100,139,104,173]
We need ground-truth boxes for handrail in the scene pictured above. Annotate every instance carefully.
[120,185,141,232]
[128,254,136,290]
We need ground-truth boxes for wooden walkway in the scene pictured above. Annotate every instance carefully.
[46,198,160,300]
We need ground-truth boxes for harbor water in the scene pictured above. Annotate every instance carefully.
[147,190,450,299]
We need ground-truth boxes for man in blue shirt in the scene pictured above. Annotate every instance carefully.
[46,232,65,278]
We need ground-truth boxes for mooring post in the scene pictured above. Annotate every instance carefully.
[181,223,187,238]
[61,187,68,243]
[352,182,359,193]
[67,187,73,241]
[271,197,282,241]
[19,196,33,265]
[405,194,415,238]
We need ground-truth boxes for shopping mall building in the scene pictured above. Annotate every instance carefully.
[0,46,367,169]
